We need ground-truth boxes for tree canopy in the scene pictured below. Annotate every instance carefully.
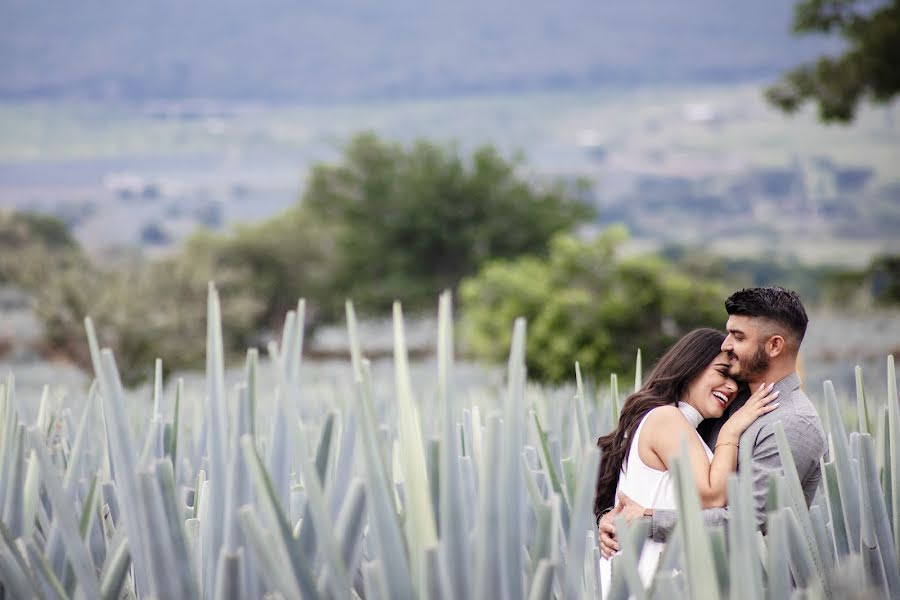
[460,227,727,383]
[766,0,900,122]
[302,132,594,315]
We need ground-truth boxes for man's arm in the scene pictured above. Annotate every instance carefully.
[648,506,728,542]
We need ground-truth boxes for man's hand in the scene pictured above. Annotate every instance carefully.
[616,491,647,524]
[598,503,622,558]
[599,492,650,558]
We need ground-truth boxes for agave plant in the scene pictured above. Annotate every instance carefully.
[0,284,897,600]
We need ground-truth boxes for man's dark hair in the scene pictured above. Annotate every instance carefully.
[725,287,809,345]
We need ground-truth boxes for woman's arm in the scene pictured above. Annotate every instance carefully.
[642,384,780,508]
[642,406,734,507]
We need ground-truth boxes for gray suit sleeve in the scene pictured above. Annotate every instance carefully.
[649,506,728,542]
[647,423,783,542]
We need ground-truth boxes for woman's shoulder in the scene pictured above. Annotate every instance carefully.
[642,405,693,430]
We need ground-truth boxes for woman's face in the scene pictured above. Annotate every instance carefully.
[684,351,739,419]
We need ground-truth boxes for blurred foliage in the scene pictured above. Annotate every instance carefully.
[1,134,592,382]
[0,211,82,285]
[460,227,726,383]
[1,210,265,384]
[660,244,847,304]
[869,253,900,304]
[822,253,900,307]
[187,205,336,327]
[662,244,900,309]
[766,0,900,122]
[32,246,265,385]
[302,132,594,316]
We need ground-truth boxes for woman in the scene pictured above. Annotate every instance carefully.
[593,328,779,593]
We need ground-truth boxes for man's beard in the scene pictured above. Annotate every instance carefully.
[730,343,769,382]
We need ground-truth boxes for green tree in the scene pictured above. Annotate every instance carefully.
[868,253,900,305]
[29,241,267,385]
[1,210,267,384]
[766,0,900,122]
[0,211,82,286]
[187,205,337,326]
[302,132,594,315]
[460,228,726,383]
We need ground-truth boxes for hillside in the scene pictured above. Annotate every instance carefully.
[0,0,838,102]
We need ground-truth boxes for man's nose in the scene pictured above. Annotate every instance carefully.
[721,337,732,351]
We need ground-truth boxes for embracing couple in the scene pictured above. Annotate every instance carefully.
[593,287,828,591]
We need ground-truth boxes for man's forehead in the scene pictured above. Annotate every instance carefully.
[725,314,759,332]
[726,314,777,338]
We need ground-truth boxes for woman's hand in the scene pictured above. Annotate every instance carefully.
[721,382,780,441]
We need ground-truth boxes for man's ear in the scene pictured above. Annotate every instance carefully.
[767,335,785,358]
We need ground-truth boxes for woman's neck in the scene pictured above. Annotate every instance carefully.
[677,401,704,428]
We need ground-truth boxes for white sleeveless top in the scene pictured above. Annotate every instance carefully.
[599,402,713,597]
[615,402,712,509]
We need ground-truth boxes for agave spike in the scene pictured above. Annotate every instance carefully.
[823,380,862,554]
[670,441,721,600]
[574,362,590,449]
[420,544,451,600]
[335,477,367,573]
[499,317,528,600]
[527,559,555,600]
[239,435,319,598]
[393,301,438,587]
[152,358,163,420]
[766,510,793,600]
[244,349,259,438]
[213,549,246,600]
[611,516,650,600]
[0,520,38,598]
[857,432,899,596]
[610,373,620,426]
[886,355,899,562]
[1,423,27,538]
[773,421,829,595]
[27,427,102,599]
[237,506,305,599]
[436,290,471,599]
[298,453,354,598]
[170,377,183,481]
[99,537,133,600]
[854,366,871,435]
[531,410,570,529]
[727,474,763,600]
[562,444,601,600]
[354,361,414,599]
[474,413,503,600]
[26,538,69,600]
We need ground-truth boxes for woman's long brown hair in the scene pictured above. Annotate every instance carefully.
[593,328,726,521]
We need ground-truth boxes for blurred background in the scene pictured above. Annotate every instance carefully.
[1,0,898,396]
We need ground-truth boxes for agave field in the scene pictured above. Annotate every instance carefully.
[0,285,898,599]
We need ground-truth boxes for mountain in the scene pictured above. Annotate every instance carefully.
[0,0,838,102]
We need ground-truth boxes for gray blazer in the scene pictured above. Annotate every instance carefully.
[648,371,827,541]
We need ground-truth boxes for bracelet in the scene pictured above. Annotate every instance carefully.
[715,441,739,450]
[596,506,615,525]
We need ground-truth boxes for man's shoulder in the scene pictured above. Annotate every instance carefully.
[749,389,826,457]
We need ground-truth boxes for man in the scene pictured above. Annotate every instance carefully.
[598,287,827,556]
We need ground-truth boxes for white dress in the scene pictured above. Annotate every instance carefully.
[598,402,711,597]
